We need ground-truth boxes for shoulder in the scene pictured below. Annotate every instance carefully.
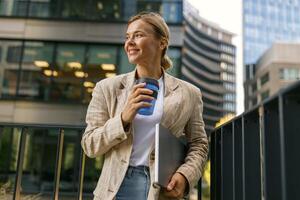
[167,73,201,96]
[95,72,131,92]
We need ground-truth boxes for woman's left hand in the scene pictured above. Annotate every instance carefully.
[163,172,188,198]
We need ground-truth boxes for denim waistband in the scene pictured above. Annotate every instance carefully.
[127,165,150,176]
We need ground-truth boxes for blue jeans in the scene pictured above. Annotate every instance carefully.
[116,165,150,200]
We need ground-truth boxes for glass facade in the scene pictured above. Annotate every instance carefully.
[0,127,21,199]
[0,39,181,103]
[243,0,300,65]
[0,0,183,23]
[0,125,103,199]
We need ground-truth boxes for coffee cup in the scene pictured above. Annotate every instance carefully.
[135,78,159,115]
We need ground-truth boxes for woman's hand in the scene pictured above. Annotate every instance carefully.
[121,83,154,127]
[163,172,188,198]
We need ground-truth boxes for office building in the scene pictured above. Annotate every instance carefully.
[243,0,300,109]
[0,0,182,199]
[183,4,236,131]
[244,42,300,109]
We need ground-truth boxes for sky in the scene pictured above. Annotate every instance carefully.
[187,0,244,114]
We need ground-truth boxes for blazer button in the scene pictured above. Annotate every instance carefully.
[121,159,127,164]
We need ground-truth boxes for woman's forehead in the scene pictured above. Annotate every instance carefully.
[126,19,154,34]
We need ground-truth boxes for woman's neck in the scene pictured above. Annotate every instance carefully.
[136,64,162,79]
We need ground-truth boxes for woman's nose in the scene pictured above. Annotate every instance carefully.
[126,36,135,45]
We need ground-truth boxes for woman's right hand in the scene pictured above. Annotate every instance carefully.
[121,83,154,127]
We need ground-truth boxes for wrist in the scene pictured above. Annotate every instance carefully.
[121,112,130,131]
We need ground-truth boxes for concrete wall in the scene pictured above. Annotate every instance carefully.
[0,101,87,125]
[0,18,183,46]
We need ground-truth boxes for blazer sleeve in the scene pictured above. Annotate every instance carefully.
[81,82,131,158]
[176,87,209,193]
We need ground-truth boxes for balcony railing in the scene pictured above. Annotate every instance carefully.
[210,81,300,200]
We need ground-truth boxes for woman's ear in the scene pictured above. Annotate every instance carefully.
[160,38,167,50]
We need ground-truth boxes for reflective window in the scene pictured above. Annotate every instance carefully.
[137,0,182,23]
[0,0,183,23]
[58,129,82,199]
[82,156,103,200]
[52,43,85,102]
[167,48,181,77]
[61,0,87,19]
[0,39,182,103]
[260,72,269,86]
[18,41,54,100]
[0,0,29,16]
[21,128,59,199]
[137,1,162,15]
[0,127,22,199]
[83,45,118,103]
[28,0,58,18]
[118,48,134,74]
[0,41,22,98]
[87,0,121,20]
[279,68,300,80]
[261,90,269,100]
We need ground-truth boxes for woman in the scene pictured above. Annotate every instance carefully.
[81,12,208,200]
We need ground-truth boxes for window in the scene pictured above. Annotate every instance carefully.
[20,128,59,198]
[0,0,29,16]
[86,0,121,20]
[28,0,56,17]
[261,90,269,101]
[0,41,23,98]
[137,0,183,23]
[223,102,235,111]
[279,68,300,80]
[224,93,235,101]
[221,72,235,81]
[166,48,181,77]
[51,43,85,102]
[260,72,269,86]
[83,45,118,103]
[0,128,21,197]
[119,48,134,75]
[0,39,183,103]
[224,83,235,91]
[18,41,54,100]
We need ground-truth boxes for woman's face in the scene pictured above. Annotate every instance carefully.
[124,19,162,66]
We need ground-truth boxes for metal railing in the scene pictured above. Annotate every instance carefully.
[210,81,300,200]
[0,123,87,200]
[0,123,203,200]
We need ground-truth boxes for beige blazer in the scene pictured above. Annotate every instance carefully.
[81,70,208,200]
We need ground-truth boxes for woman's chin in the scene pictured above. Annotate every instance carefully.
[128,58,139,65]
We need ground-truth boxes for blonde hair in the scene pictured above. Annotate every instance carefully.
[128,12,173,70]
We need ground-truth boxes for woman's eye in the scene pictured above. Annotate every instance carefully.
[135,33,143,38]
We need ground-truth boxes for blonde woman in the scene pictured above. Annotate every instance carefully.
[81,12,208,200]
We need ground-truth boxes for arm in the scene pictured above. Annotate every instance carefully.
[81,82,130,158]
[175,87,209,193]
[81,81,154,158]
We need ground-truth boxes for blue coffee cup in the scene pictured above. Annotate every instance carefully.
[136,78,159,115]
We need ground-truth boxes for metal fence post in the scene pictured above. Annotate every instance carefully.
[13,128,27,200]
[53,128,64,200]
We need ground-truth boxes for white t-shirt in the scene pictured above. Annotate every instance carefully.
[129,77,164,166]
